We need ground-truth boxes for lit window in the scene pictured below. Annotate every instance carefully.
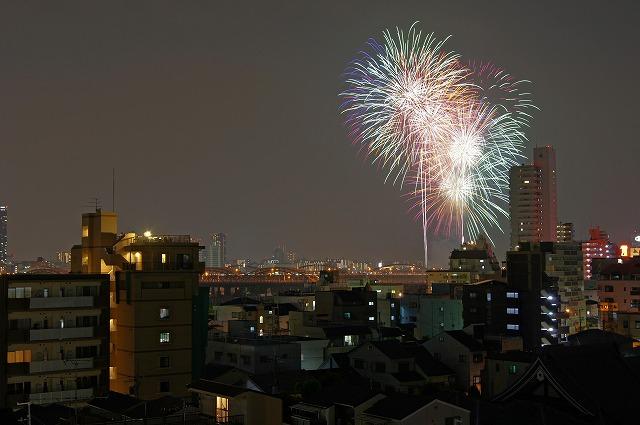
[486,293,492,302]
[82,225,89,237]
[507,324,520,330]
[161,253,167,264]
[259,315,264,324]
[160,332,171,343]
[368,316,375,321]
[109,366,117,380]
[368,301,374,306]
[344,335,354,346]
[506,292,519,299]
[391,315,395,320]
[160,308,170,319]
[507,308,519,315]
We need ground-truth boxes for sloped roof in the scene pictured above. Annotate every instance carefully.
[370,340,412,359]
[363,394,438,420]
[446,330,486,352]
[494,343,640,424]
[403,344,454,376]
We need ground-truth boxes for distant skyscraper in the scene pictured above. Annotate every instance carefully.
[509,146,558,249]
[533,146,558,243]
[206,233,226,268]
[0,205,7,264]
[557,222,574,242]
[509,164,543,249]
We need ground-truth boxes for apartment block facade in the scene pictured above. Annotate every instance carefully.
[0,274,110,408]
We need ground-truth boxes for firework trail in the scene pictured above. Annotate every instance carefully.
[340,24,535,266]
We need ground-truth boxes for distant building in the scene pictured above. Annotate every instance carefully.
[347,340,453,394]
[509,146,558,249]
[506,242,560,349]
[581,226,616,280]
[189,380,282,425]
[533,146,558,243]
[556,222,574,242]
[206,233,226,268]
[596,258,640,331]
[423,330,487,392]
[400,294,463,339]
[0,274,110,408]
[70,210,208,399]
[462,280,513,337]
[544,241,585,339]
[509,164,543,249]
[0,205,7,264]
[449,235,500,278]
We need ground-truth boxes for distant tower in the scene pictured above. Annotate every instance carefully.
[207,233,226,268]
[533,146,558,243]
[509,146,559,249]
[509,165,543,249]
[0,205,8,264]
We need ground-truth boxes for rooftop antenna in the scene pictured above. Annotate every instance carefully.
[112,168,116,212]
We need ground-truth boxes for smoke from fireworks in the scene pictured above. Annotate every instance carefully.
[340,23,536,266]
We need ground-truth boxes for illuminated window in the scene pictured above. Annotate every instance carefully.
[506,292,519,299]
[344,335,354,346]
[507,308,519,315]
[259,315,264,324]
[368,316,375,321]
[7,350,31,363]
[82,225,89,237]
[109,366,117,380]
[160,332,171,343]
[509,365,518,375]
[161,253,167,264]
[368,301,374,306]
[507,324,520,330]
[216,397,229,422]
[160,308,170,319]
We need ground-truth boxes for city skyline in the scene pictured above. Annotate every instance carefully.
[2,2,639,266]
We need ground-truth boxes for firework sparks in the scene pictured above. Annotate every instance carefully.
[340,24,536,266]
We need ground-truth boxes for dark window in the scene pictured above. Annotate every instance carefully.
[159,381,170,393]
[623,320,629,329]
[259,355,270,363]
[469,292,477,299]
[160,356,170,368]
[241,355,251,366]
[176,254,192,269]
[636,321,640,329]
[214,351,222,361]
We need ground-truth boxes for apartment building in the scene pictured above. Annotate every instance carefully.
[0,274,110,408]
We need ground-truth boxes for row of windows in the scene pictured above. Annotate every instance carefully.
[507,324,520,330]
[8,286,99,298]
[8,350,32,363]
[507,308,519,315]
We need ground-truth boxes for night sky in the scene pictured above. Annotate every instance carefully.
[2,1,639,266]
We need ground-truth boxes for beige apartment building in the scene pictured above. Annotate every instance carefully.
[71,209,207,400]
[0,274,110,408]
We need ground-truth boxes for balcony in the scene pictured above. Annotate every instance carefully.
[30,326,94,341]
[30,388,94,405]
[30,358,93,374]
[8,329,29,344]
[6,363,29,377]
[30,296,94,309]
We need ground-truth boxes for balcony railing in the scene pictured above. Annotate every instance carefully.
[30,357,93,373]
[30,296,94,309]
[30,387,94,404]
[30,326,94,341]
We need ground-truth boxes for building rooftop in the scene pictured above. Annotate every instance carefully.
[445,330,486,352]
[363,394,438,420]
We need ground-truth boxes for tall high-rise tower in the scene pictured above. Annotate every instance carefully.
[206,233,226,268]
[509,165,543,249]
[533,146,558,243]
[509,146,558,249]
[0,205,7,264]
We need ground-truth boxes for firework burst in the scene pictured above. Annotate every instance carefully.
[340,24,536,266]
